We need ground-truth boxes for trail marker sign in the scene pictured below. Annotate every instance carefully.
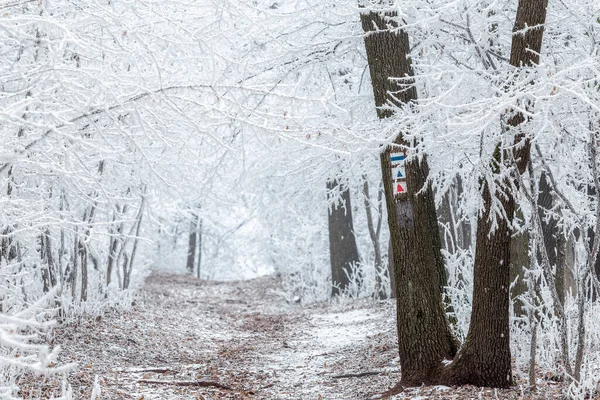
[390,153,406,164]
[396,182,407,194]
[390,150,407,195]
[393,164,405,179]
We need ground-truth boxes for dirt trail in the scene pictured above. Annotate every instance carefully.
[49,273,401,400]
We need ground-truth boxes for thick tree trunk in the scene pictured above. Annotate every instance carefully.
[443,179,514,387]
[443,0,548,387]
[360,8,457,385]
[327,180,361,296]
[387,238,396,298]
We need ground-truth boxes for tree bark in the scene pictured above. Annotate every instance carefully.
[442,178,515,387]
[443,0,548,387]
[327,180,361,296]
[387,238,396,298]
[360,8,457,385]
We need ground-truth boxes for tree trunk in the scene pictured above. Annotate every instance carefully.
[510,210,530,318]
[327,180,361,296]
[537,172,567,300]
[387,238,396,298]
[70,230,79,300]
[186,214,198,275]
[555,232,567,304]
[587,185,600,300]
[107,205,127,287]
[443,0,548,387]
[197,218,203,279]
[80,239,88,302]
[442,178,514,387]
[125,200,144,290]
[40,228,57,292]
[363,177,385,298]
[360,8,457,385]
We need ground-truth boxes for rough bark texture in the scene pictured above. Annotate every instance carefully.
[387,238,396,298]
[443,0,548,387]
[442,179,514,387]
[327,181,361,296]
[361,9,457,385]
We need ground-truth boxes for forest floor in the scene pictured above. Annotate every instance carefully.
[21,273,564,399]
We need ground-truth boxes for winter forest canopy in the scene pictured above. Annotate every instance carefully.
[0,0,600,398]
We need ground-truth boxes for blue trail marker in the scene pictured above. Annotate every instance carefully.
[390,153,405,164]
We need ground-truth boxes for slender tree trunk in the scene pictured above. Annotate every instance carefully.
[125,199,144,289]
[327,180,361,296]
[79,161,102,301]
[363,177,385,298]
[537,172,565,301]
[438,190,457,254]
[80,239,88,302]
[121,252,129,290]
[360,7,457,385]
[186,214,198,275]
[555,231,567,304]
[510,209,530,318]
[70,230,79,300]
[40,228,57,293]
[587,186,600,299]
[107,205,127,287]
[197,218,203,279]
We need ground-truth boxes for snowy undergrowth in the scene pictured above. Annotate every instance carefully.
[0,257,150,398]
[0,288,71,399]
[446,245,600,398]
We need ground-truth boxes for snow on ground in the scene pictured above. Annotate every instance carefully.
[19,273,566,399]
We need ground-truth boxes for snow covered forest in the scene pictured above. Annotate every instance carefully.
[0,0,599,398]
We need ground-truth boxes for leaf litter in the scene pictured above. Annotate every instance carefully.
[19,273,567,399]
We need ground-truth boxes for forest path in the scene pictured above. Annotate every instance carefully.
[52,273,401,400]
